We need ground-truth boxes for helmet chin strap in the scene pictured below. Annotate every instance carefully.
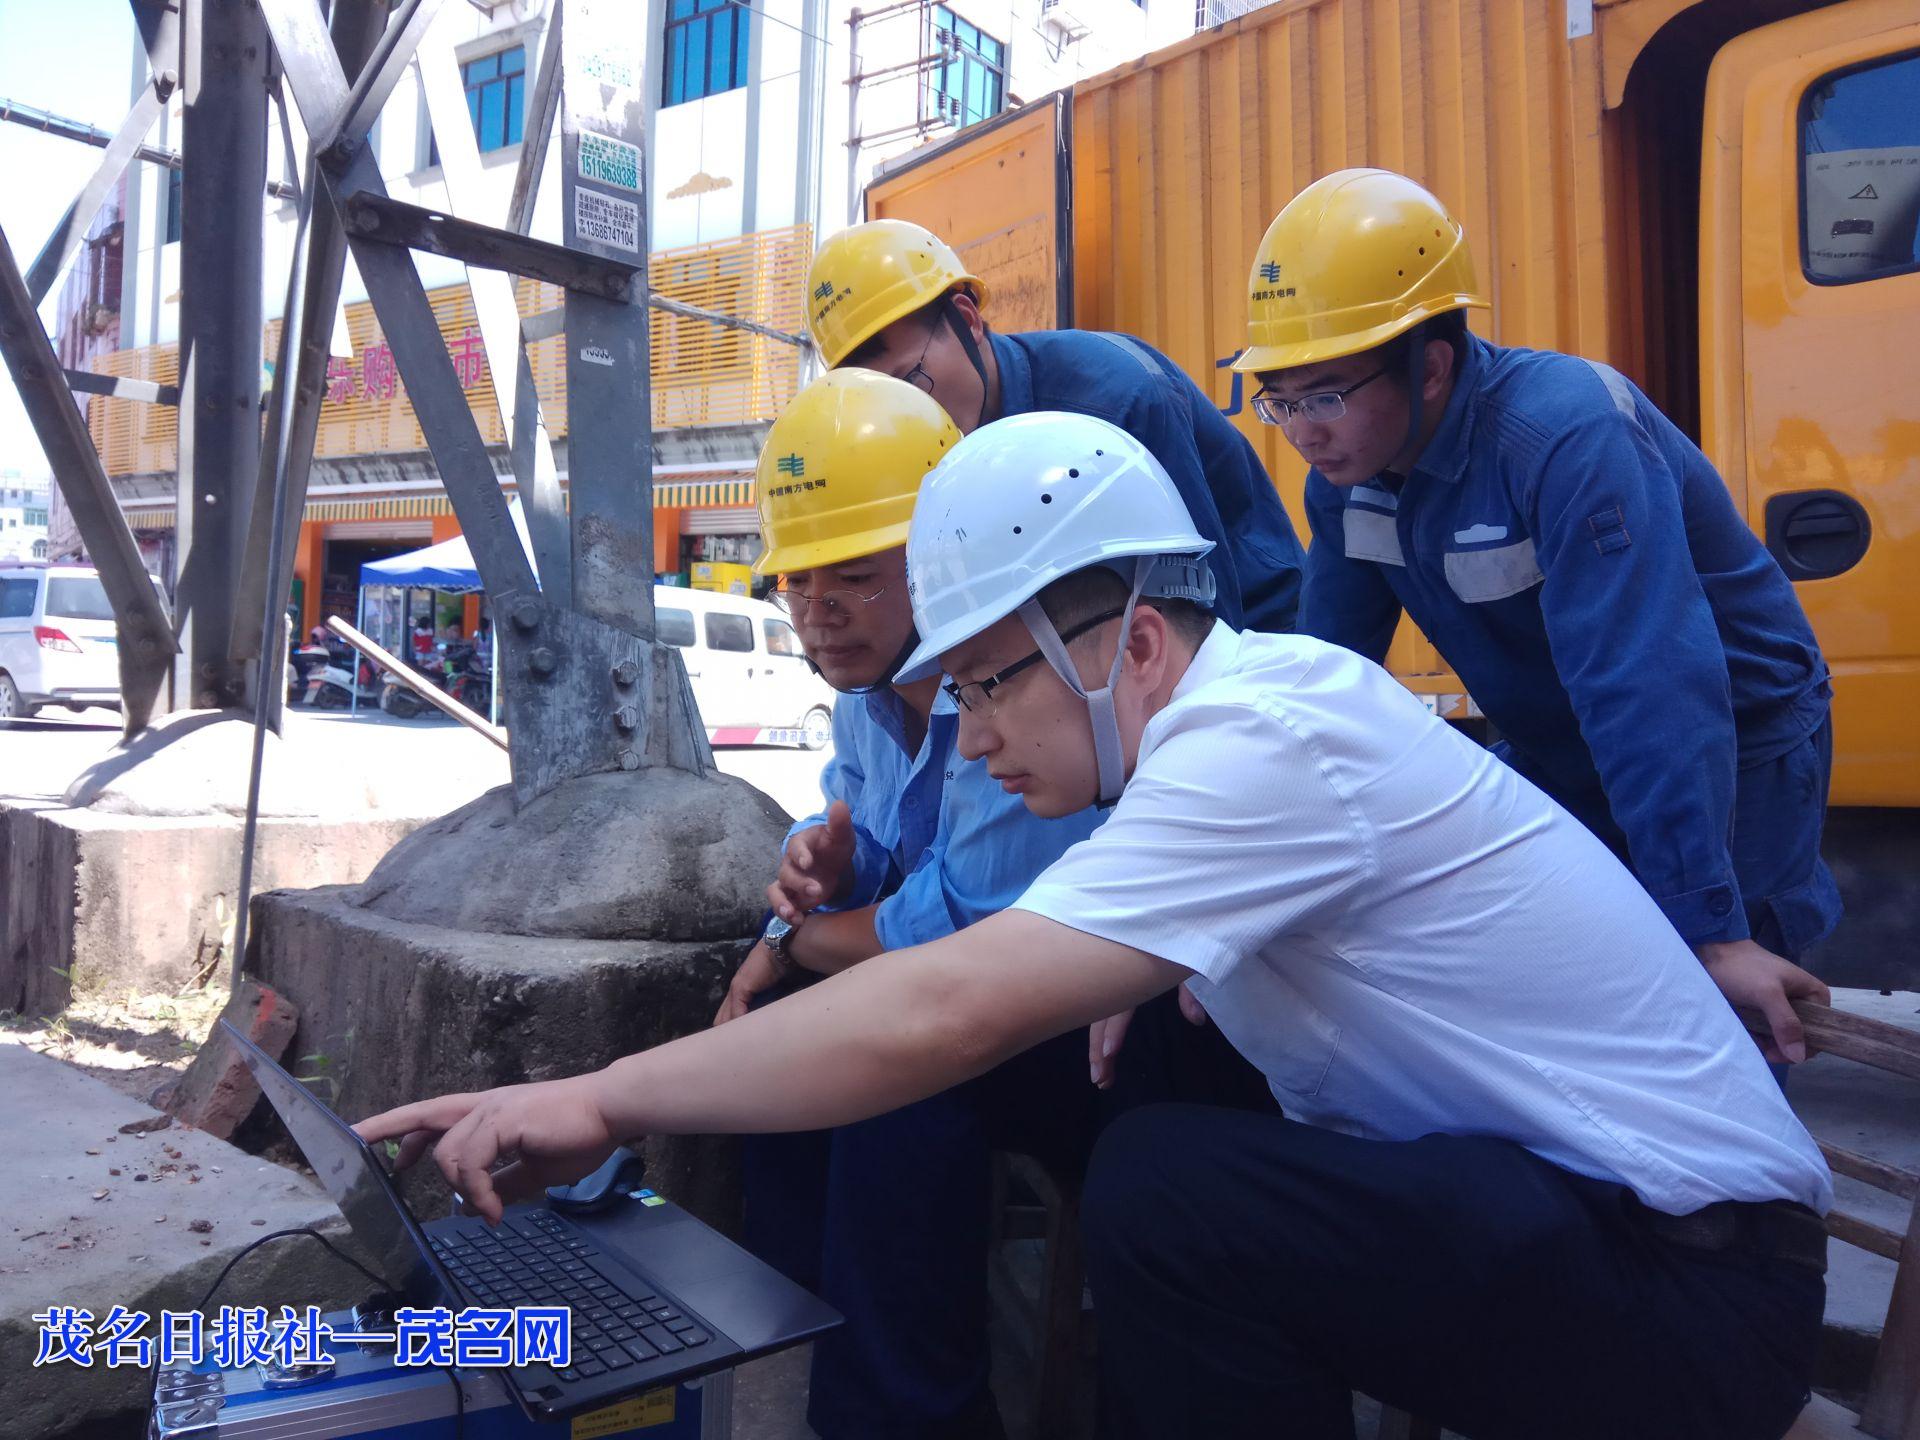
[1016,555,1155,808]
[942,294,994,424]
[1393,321,1428,479]
[808,627,923,697]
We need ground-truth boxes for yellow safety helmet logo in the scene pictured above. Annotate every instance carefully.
[754,370,962,576]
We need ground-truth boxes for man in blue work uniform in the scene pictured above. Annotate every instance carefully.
[805,218,1306,636]
[714,369,1266,1439]
[1233,168,1838,1060]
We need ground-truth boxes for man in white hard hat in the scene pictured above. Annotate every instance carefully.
[360,413,1830,1440]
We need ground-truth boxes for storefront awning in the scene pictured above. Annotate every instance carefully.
[119,469,755,531]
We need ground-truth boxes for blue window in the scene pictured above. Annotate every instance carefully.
[662,0,751,108]
[1800,48,1920,284]
[429,45,526,164]
[930,8,1006,130]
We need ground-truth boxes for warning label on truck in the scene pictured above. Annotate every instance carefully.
[578,132,641,192]
[1805,148,1920,281]
[574,188,640,253]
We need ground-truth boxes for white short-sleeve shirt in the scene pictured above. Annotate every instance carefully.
[1014,625,1831,1217]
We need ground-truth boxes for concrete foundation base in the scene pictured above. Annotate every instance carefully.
[0,1046,373,1440]
[248,883,752,1232]
[0,800,423,1017]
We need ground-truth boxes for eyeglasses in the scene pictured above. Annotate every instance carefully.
[897,313,942,393]
[772,581,891,618]
[943,608,1126,717]
[1251,365,1392,427]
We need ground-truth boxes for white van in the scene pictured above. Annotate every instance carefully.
[656,585,837,750]
[0,563,165,718]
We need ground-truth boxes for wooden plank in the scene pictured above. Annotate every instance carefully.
[1822,1142,1920,1203]
[325,616,507,750]
[1862,1189,1920,1440]
[1804,1003,1920,1082]
[1828,1210,1905,1264]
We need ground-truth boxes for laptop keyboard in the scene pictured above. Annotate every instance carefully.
[428,1208,712,1383]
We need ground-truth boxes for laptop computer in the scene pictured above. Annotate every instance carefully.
[222,1018,841,1422]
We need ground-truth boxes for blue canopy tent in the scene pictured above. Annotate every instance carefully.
[354,500,533,724]
[359,534,486,592]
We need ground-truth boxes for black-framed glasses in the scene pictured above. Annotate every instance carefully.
[1251,364,1392,427]
[772,581,891,618]
[897,311,942,393]
[943,607,1126,717]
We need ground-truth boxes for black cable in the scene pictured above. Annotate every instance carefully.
[143,1227,465,1438]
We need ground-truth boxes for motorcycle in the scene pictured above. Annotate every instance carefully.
[441,640,493,718]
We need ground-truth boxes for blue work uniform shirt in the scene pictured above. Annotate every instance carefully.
[787,686,1104,948]
[1298,336,1831,947]
[992,329,1305,634]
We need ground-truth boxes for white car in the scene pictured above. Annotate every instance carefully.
[656,585,837,750]
[0,563,164,718]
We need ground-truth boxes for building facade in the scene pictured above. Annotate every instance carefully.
[0,471,51,562]
[62,0,1200,639]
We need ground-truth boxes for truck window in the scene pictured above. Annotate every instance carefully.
[704,612,754,653]
[1802,49,1920,284]
[657,606,695,647]
[762,618,802,657]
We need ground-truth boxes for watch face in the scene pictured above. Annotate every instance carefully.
[765,916,794,943]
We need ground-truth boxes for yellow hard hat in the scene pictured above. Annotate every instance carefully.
[1230,169,1489,374]
[806,220,990,368]
[753,370,962,576]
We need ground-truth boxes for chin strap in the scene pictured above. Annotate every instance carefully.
[814,626,922,697]
[1400,321,1428,472]
[1016,555,1157,808]
[942,294,995,424]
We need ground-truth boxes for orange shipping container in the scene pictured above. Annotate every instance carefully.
[867,0,1920,810]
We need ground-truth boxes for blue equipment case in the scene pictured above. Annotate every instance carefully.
[146,1315,731,1439]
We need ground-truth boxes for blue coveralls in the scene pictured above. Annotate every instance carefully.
[742,690,1107,1439]
[742,327,1303,1436]
[1299,335,1841,956]
[990,329,1306,635]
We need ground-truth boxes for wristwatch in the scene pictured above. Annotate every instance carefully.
[762,914,798,975]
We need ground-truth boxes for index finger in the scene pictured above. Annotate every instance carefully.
[353,1093,480,1147]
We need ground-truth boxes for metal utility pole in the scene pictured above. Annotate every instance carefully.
[4,0,805,793]
[174,0,271,711]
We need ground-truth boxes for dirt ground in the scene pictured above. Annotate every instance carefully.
[0,983,228,1107]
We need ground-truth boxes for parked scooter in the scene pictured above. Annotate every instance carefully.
[306,646,382,709]
[379,667,435,719]
[287,641,331,701]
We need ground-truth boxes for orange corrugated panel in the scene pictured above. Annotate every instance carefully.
[1068,0,1621,683]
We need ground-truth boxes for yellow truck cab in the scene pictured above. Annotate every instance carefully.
[865,0,1919,976]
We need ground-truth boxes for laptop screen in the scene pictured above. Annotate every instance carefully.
[220,1019,448,1306]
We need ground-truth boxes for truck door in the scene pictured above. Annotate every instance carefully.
[1702,1,1920,805]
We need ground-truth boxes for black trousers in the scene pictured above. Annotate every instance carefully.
[743,991,1276,1440]
[1081,1105,1824,1440]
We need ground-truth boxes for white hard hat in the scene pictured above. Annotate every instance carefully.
[899,412,1215,806]
[897,412,1214,684]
